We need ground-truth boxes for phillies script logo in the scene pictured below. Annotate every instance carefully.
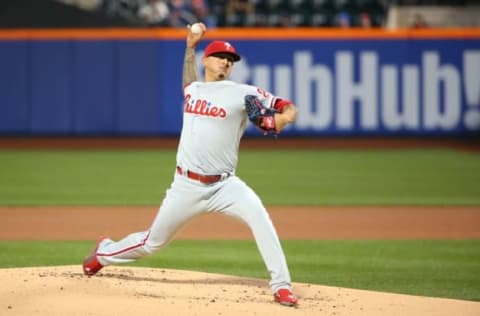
[184,94,227,118]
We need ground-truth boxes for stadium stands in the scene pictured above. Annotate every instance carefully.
[1,0,478,28]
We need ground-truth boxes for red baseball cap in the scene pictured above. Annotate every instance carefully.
[204,40,241,62]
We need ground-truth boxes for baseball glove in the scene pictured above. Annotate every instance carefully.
[244,95,277,135]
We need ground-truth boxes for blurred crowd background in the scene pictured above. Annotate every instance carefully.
[68,0,390,28]
[0,0,479,29]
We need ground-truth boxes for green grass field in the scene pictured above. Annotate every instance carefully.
[1,149,479,205]
[0,148,479,301]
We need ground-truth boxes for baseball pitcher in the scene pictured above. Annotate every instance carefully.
[83,22,299,307]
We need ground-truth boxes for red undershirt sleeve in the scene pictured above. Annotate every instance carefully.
[273,98,292,113]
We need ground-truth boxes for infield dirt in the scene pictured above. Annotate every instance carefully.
[1,265,479,316]
[1,206,480,240]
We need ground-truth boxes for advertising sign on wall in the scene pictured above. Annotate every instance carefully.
[0,28,479,136]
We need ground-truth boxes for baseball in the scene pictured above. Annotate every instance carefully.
[190,23,204,35]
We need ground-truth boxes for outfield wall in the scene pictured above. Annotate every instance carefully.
[0,28,479,136]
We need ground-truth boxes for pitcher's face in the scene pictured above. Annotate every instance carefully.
[203,53,234,81]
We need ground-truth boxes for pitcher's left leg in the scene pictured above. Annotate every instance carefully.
[213,177,292,293]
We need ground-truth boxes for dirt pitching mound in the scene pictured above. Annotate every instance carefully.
[1,266,479,316]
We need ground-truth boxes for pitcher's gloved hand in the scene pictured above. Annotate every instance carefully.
[244,95,277,135]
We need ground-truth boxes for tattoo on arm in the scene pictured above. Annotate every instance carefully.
[183,47,200,86]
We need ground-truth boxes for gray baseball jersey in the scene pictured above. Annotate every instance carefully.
[177,80,278,175]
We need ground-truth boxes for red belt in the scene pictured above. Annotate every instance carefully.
[176,166,222,184]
